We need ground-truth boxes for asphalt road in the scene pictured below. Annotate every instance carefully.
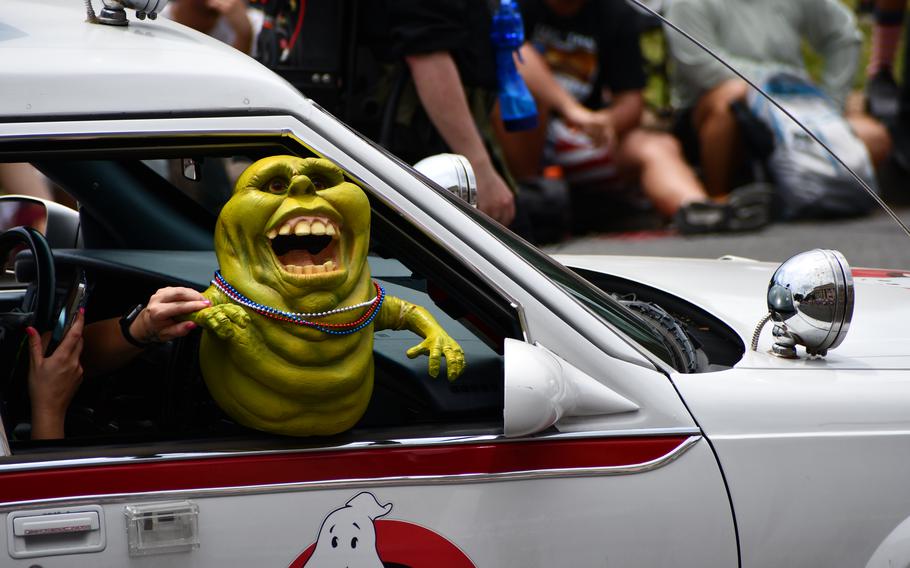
[545,206,910,270]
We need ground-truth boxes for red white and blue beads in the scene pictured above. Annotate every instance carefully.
[211,271,384,335]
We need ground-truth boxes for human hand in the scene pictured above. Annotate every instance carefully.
[27,310,85,439]
[474,163,516,226]
[130,287,212,345]
[562,104,616,151]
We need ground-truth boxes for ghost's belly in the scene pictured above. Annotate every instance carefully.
[199,319,376,436]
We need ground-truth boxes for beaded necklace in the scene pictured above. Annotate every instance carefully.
[211,271,384,335]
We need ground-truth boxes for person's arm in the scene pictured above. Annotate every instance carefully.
[27,311,84,440]
[606,90,645,140]
[0,163,53,201]
[81,287,210,376]
[516,44,616,149]
[207,0,254,54]
[802,0,862,109]
[405,51,516,225]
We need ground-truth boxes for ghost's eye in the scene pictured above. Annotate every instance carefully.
[351,537,358,549]
[331,536,338,548]
[265,177,288,194]
[310,175,328,191]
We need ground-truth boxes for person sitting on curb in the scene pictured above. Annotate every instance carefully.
[492,0,773,235]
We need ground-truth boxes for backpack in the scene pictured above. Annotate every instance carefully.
[747,73,878,220]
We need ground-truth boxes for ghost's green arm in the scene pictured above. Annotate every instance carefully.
[374,295,465,381]
[184,285,251,340]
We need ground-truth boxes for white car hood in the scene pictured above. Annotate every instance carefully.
[554,255,910,370]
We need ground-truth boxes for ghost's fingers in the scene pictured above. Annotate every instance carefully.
[222,305,250,328]
[443,345,465,381]
[406,340,430,359]
[201,309,235,339]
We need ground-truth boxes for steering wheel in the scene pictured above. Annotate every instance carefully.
[0,226,56,333]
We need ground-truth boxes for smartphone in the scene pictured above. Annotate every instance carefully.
[46,271,87,356]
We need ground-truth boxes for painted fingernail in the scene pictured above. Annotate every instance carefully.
[79,307,85,315]
[203,300,212,306]
[186,322,197,330]
[25,326,36,336]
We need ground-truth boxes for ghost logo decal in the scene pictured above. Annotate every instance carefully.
[289,492,476,568]
[302,492,391,568]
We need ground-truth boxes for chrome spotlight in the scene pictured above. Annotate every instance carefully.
[413,154,477,207]
[762,249,854,358]
[86,0,168,26]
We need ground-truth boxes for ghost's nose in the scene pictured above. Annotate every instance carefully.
[288,175,316,197]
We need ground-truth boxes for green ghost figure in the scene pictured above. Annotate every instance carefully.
[190,156,465,436]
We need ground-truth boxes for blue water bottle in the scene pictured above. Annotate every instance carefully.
[491,0,538,131]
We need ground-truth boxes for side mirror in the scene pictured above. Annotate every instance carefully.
[413,154,477,206]
[0,196,79,249]
[503,339,639,438]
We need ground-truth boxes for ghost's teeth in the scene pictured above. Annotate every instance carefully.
[278,223,291,236]
[312,263,325,273]
[323,260,335,272]
[325,224,336,236]
[291,265,304,274]
[267,228,278,239]
[311,221,326,236]
[302,265,315,275]
[294,220,311,236]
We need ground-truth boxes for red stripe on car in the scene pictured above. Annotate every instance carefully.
[0,436,689,503]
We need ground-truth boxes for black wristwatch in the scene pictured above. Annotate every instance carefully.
[119,304,150,348]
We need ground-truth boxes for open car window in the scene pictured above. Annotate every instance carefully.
[0,135,524,458]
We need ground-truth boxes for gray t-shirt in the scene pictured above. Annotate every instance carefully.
[664,0,861,109]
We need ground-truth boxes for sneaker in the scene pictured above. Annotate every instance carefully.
[866,70,900,122]
[674,201,727,234]
[724,182,774,231]
[674,183,773,234]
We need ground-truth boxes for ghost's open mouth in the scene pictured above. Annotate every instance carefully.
[266,216,342,275]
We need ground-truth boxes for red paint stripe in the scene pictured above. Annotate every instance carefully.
[0,436,688,504]
[852,268,910,278]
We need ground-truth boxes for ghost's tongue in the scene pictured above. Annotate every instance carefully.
[279,250,314,266]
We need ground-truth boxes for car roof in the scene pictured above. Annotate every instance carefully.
[0,0,308,119]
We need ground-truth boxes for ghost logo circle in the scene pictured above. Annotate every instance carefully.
[289,492,476,568]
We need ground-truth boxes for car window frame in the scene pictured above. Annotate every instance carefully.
[0,125,527,458]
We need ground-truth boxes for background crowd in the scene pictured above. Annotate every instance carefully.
[3,0,909,247]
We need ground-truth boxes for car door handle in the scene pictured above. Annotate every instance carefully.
[13,511,99,536]
[7,506,106,558]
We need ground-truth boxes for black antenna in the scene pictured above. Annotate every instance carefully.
[628,0,910,238]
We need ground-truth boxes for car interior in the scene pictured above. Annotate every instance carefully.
[0,133,744,459]
[0,136,524,457]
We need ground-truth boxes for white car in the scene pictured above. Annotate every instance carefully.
[0,2,908,568]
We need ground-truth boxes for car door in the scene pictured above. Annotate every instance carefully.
[0,114,738,567]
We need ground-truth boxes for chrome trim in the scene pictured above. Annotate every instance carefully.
[0,427,701,474]
[0,436,701,511]
[0,414,9,458]
[514,301,532,344]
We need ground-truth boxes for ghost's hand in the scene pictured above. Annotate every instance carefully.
[406,330,465,381]
[376,297,466,381]
[195,304,250,340]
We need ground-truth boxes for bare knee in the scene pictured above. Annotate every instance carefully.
[694,79,749,127]
[848,113,892,166]
[619,130,684,167]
